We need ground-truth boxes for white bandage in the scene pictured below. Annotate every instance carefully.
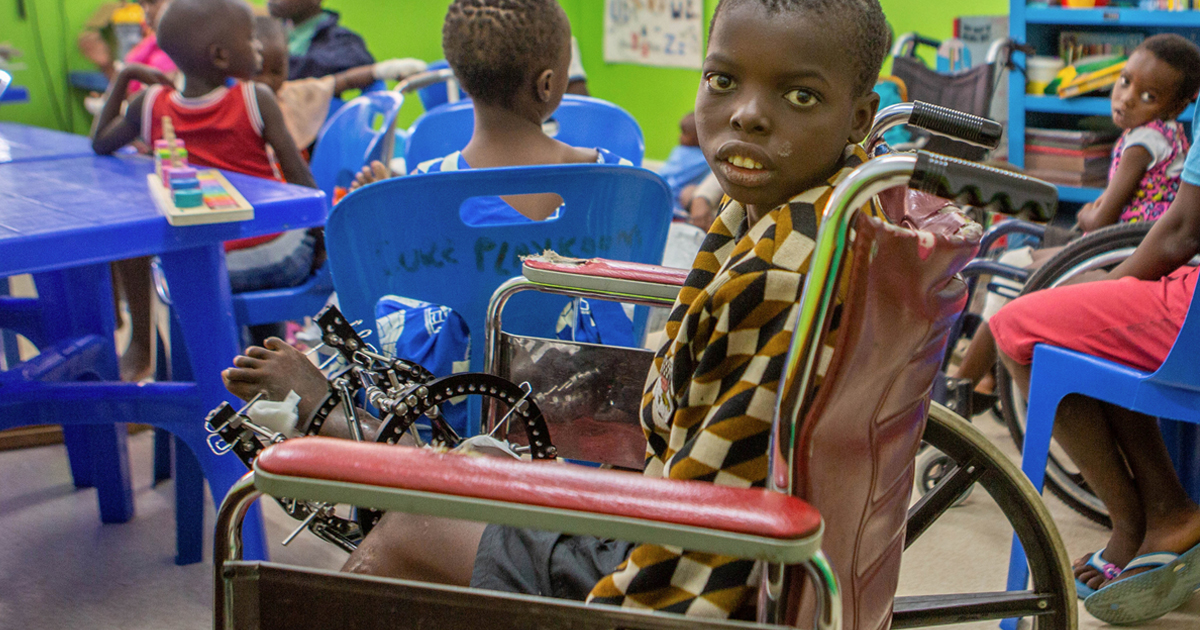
[372,58,428,81]
[246,391,302,438]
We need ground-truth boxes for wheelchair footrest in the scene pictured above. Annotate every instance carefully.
[254,437,823,563]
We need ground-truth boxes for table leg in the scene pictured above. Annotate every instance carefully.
[157,244,267,561]
[35,266,134,523]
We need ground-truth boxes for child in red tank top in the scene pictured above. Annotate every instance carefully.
[92,0,319,380]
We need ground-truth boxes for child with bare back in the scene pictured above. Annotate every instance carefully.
[224,0,904,620]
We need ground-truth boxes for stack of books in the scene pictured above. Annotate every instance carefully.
[1025,127,1120,188]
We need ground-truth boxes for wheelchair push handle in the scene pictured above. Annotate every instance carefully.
[909,151,1057,221]
[908,101,1003,150]
[394,68,456,95]
[867,102,1002,151]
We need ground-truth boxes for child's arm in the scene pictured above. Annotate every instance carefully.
[91,64,173,154]
[254,84,318,189]
[330,58,427,94]
[1076,146,1153,232]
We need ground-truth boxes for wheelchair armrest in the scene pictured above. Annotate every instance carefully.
[254,437,823,564]
[523,256,688,302]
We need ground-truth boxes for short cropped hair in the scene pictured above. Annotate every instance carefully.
[254,15,286,49]
[1139,33,1200,103]
[712,0,890,97]
[442,0,570,107]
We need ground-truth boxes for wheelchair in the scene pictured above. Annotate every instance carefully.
[209,147,1075,630]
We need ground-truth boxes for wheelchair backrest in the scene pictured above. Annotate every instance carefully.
[326,163,672,432]
[405,95,645,170]
[781,193,976,630]
[310,91,403,198]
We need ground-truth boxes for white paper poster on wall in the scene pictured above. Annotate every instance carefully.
[604,0,703,70]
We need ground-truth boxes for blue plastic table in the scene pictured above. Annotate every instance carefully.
[0,122,95,164]
[0,153,327,563]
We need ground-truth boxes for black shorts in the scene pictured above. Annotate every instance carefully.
[470,525,635,600]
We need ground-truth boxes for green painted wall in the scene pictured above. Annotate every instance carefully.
[1,0,1010,157]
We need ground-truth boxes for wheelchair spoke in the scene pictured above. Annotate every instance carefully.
[900,403,1076,630]
[905,453,987,550]
[893,591,1060,628]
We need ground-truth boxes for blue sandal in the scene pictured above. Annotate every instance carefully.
[1076,549,1122,599]
[1084,543,1200,625]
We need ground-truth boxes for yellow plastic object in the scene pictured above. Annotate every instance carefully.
[1058,60,1126,99]
[1063,0,1096,7]
[1027,80,1050,95]
[112,3,145,24]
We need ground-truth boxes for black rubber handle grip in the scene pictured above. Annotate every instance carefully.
[908,101,1003,150]
[909,151,1057,221]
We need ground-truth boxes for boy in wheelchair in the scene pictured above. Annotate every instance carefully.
[220,0,977,620]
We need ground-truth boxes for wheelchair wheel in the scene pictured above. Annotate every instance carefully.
[995,221,1155,528]
[915,445,972,506]
[895,402,1075,630]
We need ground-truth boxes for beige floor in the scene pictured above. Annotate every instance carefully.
[1,411,1199,629]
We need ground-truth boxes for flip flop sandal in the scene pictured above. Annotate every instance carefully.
[1084,543,1200,625]
[1076,549,1122,599]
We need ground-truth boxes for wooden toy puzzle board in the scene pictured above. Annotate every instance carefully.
[148,170,254,226]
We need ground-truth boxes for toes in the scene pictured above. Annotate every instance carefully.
[232,355,264,369]
[223,367,258,384]
[244,346,273,360]
[263,337,288,351]
[370,161,390,180]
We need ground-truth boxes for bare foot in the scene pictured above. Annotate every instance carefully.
[349,160,391,192]
[222,337,329,423]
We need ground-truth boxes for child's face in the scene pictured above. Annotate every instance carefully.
[218,4,264,81]
[695,3,877,212]
[257,38,288,93]
[1111,48,1189,130]
[267,0,322,22]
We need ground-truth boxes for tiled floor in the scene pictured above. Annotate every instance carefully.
[1,411,1199,629]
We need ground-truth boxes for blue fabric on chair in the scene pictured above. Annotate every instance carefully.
[1003,278,1200,627]
[232,90,401,329]
[405,94,645,169]
[326,164,671,435]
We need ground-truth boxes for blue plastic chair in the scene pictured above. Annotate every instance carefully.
[1004,274,1200,622]
[404,95,645,171]
[324,79,389,127]
[326,164,672,434]
[230,91,403,328]
[415,60,468,111]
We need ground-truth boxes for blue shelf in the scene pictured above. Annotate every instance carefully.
[1026,7,1200,27]
[1024,96,1195,120]
[1056,185,1103,204]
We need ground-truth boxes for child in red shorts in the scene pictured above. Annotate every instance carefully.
[992,105,1200,622]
